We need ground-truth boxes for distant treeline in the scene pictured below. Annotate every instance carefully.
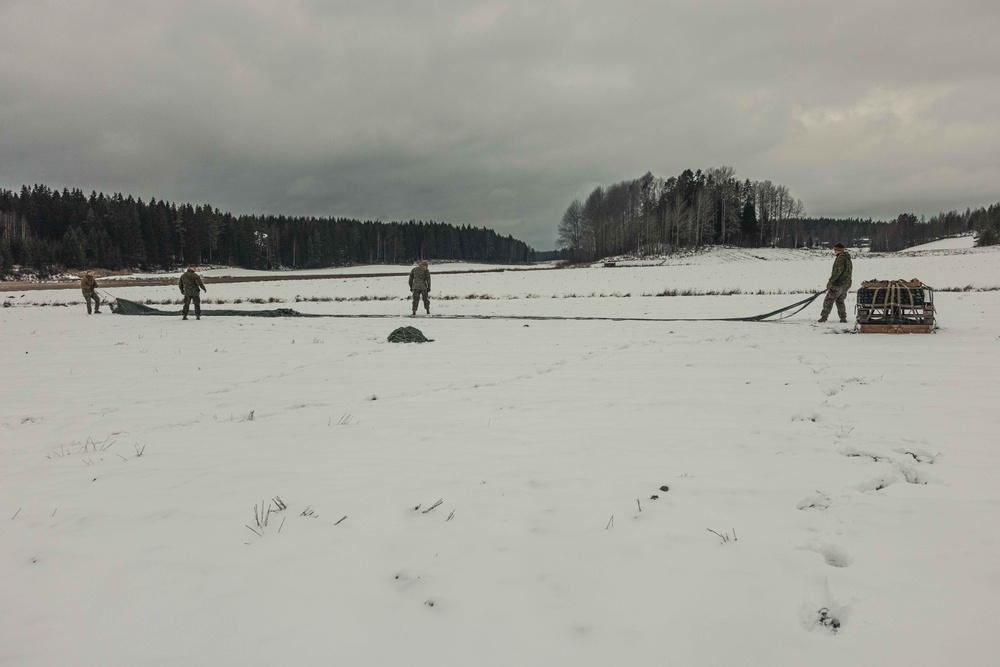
[789,209,998,252]
[0,184,534,276]
[557,168,998,260]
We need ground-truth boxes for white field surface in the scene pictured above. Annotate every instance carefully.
[899,234,977,253]
[2,246,999,666]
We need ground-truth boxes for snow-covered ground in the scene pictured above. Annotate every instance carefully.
[2,247,999,666]
[899,234,977,253]
[6,246,999,310]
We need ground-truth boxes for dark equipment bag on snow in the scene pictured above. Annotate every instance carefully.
[387,326,433,343]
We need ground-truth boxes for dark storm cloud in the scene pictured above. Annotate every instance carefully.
[2,0,999,249]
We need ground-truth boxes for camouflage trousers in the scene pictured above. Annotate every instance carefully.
[411,289,430,313]
[83,290,101,313]
[182,294,201,318]
[820,284,850,321]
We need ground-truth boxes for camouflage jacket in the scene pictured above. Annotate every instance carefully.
[829,251,852,287]
[179,270,206,297]
[80,274,97,293]
[409,266,431,291]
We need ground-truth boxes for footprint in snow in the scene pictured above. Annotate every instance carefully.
[840,448,888,463]
[893,446,937,464]
[799,576,848,635]
[798,541,853,568]
[796,494,831,511]
[856,475,897,493]
[894,461,931,485]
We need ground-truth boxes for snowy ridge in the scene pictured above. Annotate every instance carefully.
[898,234,977,253]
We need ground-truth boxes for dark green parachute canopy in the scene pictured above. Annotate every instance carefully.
[387,326,433,343]
[111,297,315,318]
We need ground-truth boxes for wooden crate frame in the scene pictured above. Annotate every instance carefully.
[856,280,935,334]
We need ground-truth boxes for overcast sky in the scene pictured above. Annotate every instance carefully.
[2,1,999,250]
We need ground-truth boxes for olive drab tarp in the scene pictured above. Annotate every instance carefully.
[110,297,316,318]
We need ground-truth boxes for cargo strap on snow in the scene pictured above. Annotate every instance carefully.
[104,292,824,323]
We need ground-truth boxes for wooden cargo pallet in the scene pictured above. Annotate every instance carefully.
[858,323,933,334]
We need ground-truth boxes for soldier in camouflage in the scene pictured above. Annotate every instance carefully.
[408,260,431,317]
[80,270,101,314]
[178,265,207,320]
[818,243,852,323]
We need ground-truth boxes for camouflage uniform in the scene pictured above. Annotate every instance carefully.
[408,264,431,315]
[820,250,853,322]
[178,268,207,319]
[80,273,101,314]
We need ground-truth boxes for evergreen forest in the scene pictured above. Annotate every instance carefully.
[0,185,534,276]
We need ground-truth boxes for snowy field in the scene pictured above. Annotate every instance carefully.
[2,246,999,666]
[898,234,977,253]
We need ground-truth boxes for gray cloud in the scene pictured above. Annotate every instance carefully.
[2,0,999,249]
